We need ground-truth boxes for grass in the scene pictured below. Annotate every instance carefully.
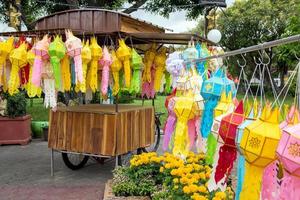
[26,98,49,121]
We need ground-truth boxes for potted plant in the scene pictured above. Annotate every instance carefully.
[0,91,31,145]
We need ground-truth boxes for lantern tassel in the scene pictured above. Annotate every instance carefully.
[240,162,264,200]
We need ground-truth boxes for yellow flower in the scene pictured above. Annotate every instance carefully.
[199,172,206,180]
[215,191,226,199]
[159,166,164,173]
[198,185,207,193]
[192,193,207,200]
[165,163,171,169]
[189,184,198,193]
[213,197,221,200]
[173,178,179,184]
[183,186,192,194]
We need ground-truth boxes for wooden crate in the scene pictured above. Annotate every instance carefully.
[48,104,155,156]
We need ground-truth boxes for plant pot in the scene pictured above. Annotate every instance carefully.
[0,115,32,145]
[103,180,150,200]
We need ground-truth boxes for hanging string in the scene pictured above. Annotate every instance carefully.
[243,63,259,103]
[271,63,299,110]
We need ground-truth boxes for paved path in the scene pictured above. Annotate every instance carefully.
[0,140,114,200]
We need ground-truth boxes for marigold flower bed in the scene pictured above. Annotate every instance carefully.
[111,152,234,200]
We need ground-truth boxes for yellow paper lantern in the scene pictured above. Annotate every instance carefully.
[0,37,14,86]
[214,92,233,117]
[153,47,167,92]
[143,43,156,83]
[76,40,91,93]
[110,50,122,96]
[239,105,281,200]
[87,37,102,92]
[26,50,42,97]
[173,93,197,158]
[116,39,131,88]
[8,43,28,95]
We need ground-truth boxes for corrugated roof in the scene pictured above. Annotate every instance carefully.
[34,9,170,32]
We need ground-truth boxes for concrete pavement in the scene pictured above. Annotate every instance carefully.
[0,140,114,200]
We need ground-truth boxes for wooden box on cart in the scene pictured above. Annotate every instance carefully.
[48,104,155,156]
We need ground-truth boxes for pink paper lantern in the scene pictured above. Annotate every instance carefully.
[277,123,300,176]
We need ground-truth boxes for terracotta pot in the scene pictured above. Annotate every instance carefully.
[0,115,32,145]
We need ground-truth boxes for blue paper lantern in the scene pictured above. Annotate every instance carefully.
[201,67,236,100]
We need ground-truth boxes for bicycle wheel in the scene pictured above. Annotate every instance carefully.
[62,153,89,170]
[142,123,161,152]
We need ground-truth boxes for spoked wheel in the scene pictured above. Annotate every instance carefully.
[62,153,89,170]
[142,122,161,153]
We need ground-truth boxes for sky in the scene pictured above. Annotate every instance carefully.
[0,0,235,33]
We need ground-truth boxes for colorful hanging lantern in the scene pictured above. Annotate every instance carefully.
[8,43,28,95]
[87,37,102,92]
[207,104,235,192]
[153,47,167,92]
[48,36,66,90]
[276,123,300,199]
[182,42,197,69]
[261,106,300,200]
[110,50,122,96]
[195,43,209,79]
[75,40,91,93]
[166,51,184,88]
[164,71,172,94]
[173,93,197,158]
[116,39,131,88]
[215,101,245,183]
[206,93,235,165]
[163,96,177,151]
[32,35,50,87]
[129,48,143,94]
[239,106,281,200]
[61,55,71,92]
[65,30,83,83]
[185,67,204,111]
[26,49,42,98]
[143,43,156,83]
[214,92,233,117]
[0,37,14,86]
[235,103,259,200]
[99,46,112,97]
[141,66,156,98]
[201,67,236,100]
[200,67,236,140]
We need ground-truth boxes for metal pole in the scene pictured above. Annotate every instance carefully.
[188,34,300,63]
[51,149,54,176]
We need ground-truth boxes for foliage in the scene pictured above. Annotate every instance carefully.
[191,0,299,93]
[6,92,27,118]
[0,0,127,30]
[112,152,235,200]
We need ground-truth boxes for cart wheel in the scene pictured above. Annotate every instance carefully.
[142,123,161,153]
[62,153,89,170]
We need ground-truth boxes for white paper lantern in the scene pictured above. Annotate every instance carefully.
[207,29,222,43]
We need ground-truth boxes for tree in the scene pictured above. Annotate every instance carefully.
[193,0,300,92]
[0,0,145,30]
[0,0,227,31]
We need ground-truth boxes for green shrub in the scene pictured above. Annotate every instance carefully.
[6,92,27,118]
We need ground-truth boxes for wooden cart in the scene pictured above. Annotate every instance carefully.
[48,104,156,173]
